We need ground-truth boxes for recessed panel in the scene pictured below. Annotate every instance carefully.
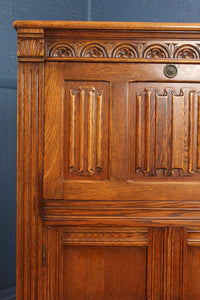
[61,246,147,300]
[58,226,148,300]
[129,82,200,179]
[63,81,109,180]
[187,246,200,299]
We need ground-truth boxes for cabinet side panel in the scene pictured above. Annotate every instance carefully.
[17,63,44,300]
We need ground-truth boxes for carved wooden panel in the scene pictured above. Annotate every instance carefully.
[45,40,200,61]
[15,21,200,300]
[63,82,109,180]
[129,82,200,179]
[17,28,44,60]
[18,38,44,57]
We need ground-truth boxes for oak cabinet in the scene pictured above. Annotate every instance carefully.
[14,21,200,299]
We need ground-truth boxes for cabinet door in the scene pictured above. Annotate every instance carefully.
[43,226,200,300]
[129,82,200,179]
[43,226,164,300]
[44,63,200,201]
[184,227,200,299]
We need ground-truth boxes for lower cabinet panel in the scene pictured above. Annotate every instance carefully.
[61,246,147,300]
[187,247,200,300]
[44,226,149,300]
[59,226,148,300]
[187,228,200,300]
[43,226,200,300]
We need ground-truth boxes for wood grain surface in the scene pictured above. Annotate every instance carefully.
[15,22,200,299]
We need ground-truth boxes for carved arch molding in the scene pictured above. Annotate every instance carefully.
[45,41,200,59]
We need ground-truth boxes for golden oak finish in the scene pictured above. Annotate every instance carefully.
[15,21,200,299]
[13,20,200,31]
[17,62,44,300]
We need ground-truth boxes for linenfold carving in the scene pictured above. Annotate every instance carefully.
[135,87,200,177]
[68,87,103,176]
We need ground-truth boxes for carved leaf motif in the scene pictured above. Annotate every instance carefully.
[49,44,75,57]
[81,44,107,57]
[53,47,73,57]
[85,47,103,57]
[146,48,165,58]
[17,38,44,57]
[112,45,138,58]
[143,45,169,58]
[174,45,200,59]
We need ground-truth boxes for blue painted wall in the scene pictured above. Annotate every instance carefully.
[0,0,88,295]
[91,0,200,22]
[1,0,200,297]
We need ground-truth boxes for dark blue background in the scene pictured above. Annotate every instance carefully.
[1,0,200,297]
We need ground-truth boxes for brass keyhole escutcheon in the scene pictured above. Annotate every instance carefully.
[163,64,178,78]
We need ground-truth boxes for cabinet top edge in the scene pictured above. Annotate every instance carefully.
[13,20,200,31]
